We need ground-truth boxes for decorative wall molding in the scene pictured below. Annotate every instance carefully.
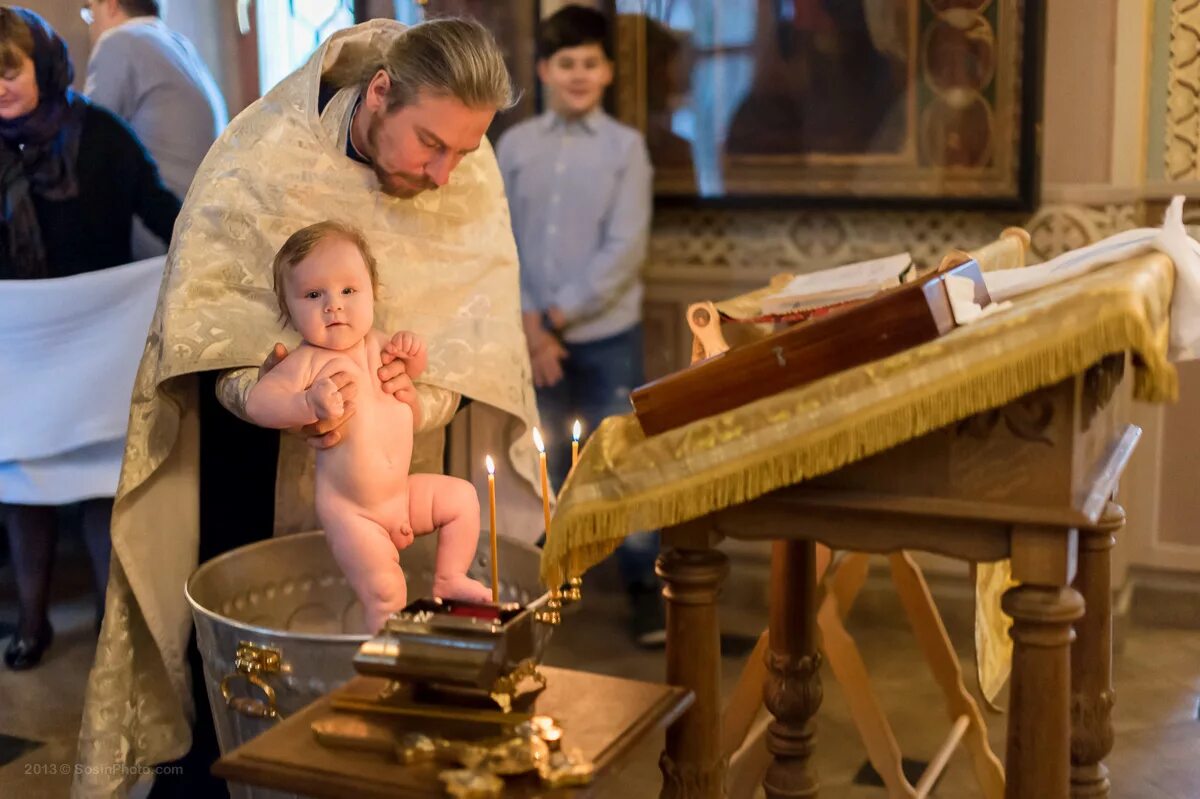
[1165,0,1200,180]
[1024,202,1144,260]
[646,202,1144,289]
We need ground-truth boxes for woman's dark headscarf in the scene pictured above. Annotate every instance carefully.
[0,8,89,278]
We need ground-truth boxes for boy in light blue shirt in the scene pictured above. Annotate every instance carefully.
[496,4,662,646]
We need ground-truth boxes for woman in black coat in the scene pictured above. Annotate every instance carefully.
[0,7,181,669]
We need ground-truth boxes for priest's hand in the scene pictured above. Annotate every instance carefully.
[260,342,359,449]
[378,356,422,429]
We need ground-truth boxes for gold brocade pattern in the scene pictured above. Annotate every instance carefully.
[976,560,1018,706]
[73,20,542,798]
[542,254,1177,700]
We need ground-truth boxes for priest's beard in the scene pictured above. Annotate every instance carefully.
[365,110,438,199]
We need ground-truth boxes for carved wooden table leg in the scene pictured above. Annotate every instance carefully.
[762,539,821,799]
[1004,526,1085,799]
[1070,503,1121,798]
[658,544,730,799]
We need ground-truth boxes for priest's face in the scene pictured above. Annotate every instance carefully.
[284,235,375,351]
[360,76,495,199]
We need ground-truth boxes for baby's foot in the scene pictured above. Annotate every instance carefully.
[433,574,493,604]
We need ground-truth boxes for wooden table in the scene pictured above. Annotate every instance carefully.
[215,666,693,798]
[656,354,1132,799]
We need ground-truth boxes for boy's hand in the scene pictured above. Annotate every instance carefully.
[545,306,567,332]
[530,336,567,388]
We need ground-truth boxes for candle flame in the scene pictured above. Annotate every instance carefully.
[485,454,495,475]
[532,427,545,453]
[573,419,582,441]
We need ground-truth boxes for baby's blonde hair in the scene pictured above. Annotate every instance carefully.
[272,220,379,326]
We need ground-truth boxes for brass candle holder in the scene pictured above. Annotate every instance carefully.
[535,590,562,625]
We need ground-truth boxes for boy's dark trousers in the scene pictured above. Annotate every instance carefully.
[535,324,660,593]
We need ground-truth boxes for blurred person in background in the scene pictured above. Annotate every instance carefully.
[82,0,226,257]
[497,5,664,647]
[0,6,180,670]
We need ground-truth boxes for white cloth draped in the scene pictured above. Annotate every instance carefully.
[0,257,164,504]
[984,196,1200,361]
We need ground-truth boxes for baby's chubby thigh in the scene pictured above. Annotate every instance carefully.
[409,475,492,604]
[317,490,409,630]
[406,473,481,538]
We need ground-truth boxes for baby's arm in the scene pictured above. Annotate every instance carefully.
[245,347,329,429]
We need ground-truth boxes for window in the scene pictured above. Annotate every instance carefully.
[256,0,356,94]
[391,1,425,25]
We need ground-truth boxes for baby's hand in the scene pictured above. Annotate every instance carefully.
[385,331,428,379]
[306,376,344,421]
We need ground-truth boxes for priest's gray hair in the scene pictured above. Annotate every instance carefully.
[370,18,517,112]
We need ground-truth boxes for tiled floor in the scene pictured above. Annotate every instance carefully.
[2,540,1199,798]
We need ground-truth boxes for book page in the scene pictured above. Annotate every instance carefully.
[761,252,913,314]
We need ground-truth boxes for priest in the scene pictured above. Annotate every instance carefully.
[72,17,544,798]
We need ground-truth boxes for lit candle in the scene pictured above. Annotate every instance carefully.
[566,422,585,603]
[485,455,499,604]
[571,419,582,470]
[532,427,553,541]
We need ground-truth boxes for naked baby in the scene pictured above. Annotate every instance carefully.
[246,220,492,631]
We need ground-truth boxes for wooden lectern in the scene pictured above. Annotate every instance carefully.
[655,354,1132,799]
[542,235,1174,799]
[679,292,1006,799]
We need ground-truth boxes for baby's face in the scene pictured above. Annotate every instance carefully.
[284,236,375,350]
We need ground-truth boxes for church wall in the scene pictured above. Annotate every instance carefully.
[1042,0,1117,186]
[1158,361,1200,550]
[531,2,1200,619]
[20,1,91,91]
[161,0,247,115]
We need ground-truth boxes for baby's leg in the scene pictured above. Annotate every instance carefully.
[408,474,492,603]
[323,507,408,632]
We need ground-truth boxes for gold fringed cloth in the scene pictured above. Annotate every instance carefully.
[542,252,1177,695]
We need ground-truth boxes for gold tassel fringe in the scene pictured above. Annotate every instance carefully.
[543,309,1177,584]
